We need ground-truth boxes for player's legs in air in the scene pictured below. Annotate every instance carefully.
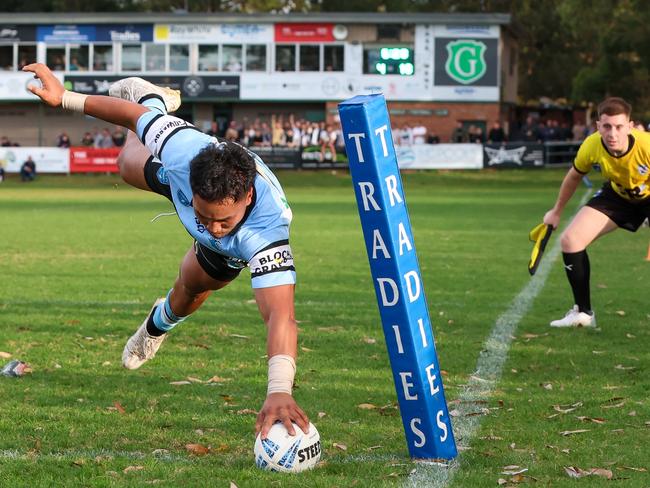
[550,206,617,327]
[112,79,235,369]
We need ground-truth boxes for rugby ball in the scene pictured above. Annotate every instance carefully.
[254,422,321,472]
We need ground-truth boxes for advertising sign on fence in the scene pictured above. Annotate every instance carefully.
[69,147,120,173]
[0,147,69,173]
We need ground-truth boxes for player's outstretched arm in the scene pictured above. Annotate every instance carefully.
[23,63,147,132]
[253,284,310,439]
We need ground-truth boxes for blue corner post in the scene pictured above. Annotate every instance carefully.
[338,94,457,460]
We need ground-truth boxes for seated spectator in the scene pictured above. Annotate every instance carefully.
[57,132,71,148]
[468,125,486,144]
[320,124,337,162]
[80,132,94,147]
[112,127,126,147]
[225,122,238,142]
[206,121,219,138]
[412,123,427,144]
[0,164,5,183]
[427,133,440,144]
[487,121,506,143]
[20,156,36,182]
[450,121,467,143]
[571,121,587,141]
[1,136,11,147]
[399,124,413,146]
[94,128,114,148]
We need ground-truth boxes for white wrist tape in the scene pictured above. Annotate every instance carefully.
[267,354,296,396]
[61,90,88,113]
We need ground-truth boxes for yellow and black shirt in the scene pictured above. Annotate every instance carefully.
[574,129,650,200]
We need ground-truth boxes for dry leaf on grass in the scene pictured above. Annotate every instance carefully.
[236,409,257,415]
[620,466,647,472]
[113,402,126,414]
[576,416,605,424]
[185,443,210,456]
[497,478,508,485]
[169,380,192,386]
[615,310,626,316]
[333,443,347,451]
[358,403,377,410]
[363,337,377,344]
[123,465,144,474]
[0,352,12,359]
[206,375,231,383]
[501,466,528,475]
[318,411,327,418]
[230,482,239,488]
[564,466,613,479]
[559,429,590,436]
[229,334,249,339]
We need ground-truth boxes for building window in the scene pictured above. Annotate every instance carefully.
[122,44,142,71]
[170,44,189,71]
[146,43,165,71]
[46,46,66,71]
[17,44,36,69]
[324,45,344,71]
[93,44,113,71]
[0,45,13,70]
[69,45,89,71]
[275,45,295,72]
[245,44,266,71]
[363,45,414,76]
[222,44,243,72]
[299,45,319,71]
[198,45,219,71]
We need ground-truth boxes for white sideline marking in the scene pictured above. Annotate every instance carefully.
[407,191,592,487]
[0,449,188,462]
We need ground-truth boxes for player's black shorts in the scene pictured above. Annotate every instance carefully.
[143,156,243,282]
[586,182,650,232]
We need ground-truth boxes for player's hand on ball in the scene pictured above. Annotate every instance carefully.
[256,392,309,439]
[22,63,65,107]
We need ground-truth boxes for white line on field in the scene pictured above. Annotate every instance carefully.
[407,190,592,488]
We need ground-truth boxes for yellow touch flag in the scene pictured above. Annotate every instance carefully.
[528,223,553,275]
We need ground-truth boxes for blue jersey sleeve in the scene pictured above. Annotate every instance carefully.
[135,111,216,169]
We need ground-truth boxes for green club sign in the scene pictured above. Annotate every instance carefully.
[445,40,487,85]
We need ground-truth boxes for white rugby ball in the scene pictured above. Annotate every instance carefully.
[254,422,321,472]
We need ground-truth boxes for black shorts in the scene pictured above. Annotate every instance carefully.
[586,182,650,232]
[143,157,243,282]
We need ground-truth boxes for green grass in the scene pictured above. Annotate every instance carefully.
[0,170,648,487]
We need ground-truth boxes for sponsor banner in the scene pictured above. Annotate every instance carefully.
[483,143,545,168]
[0,71,63,100]
[64,74,240,99]
[95,24,153,42]
[37,25,96,43]
[396,143,483,170]
[0,147,69,173]
[154,24,273,43]
[69,147,120,173]
[241,72,430,101]
[434,37,498,87]
[0,25,36,42]
[274,23,334,42]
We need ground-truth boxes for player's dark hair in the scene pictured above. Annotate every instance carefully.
[597,97,632,119]
[189,142,256,203]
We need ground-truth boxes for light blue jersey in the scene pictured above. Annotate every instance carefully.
[135,103,295,289]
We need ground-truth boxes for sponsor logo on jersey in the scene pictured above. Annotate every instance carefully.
[177,189,192,207]
[250,241,294,277]
[156,166,169,184]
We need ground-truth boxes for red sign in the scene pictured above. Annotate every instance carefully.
[69,147,120,173]
[274,23,334,43]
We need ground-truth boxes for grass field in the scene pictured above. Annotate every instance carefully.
[0,169,648,487]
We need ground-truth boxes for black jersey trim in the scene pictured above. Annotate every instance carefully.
[158,126,203,159]
[138,93,165,107]
[140,113,163,142]
[228,185,257,235]
[599,134,635,158]
[572,162,587,175]
[253,239,290,254]
[251,265,296,278]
